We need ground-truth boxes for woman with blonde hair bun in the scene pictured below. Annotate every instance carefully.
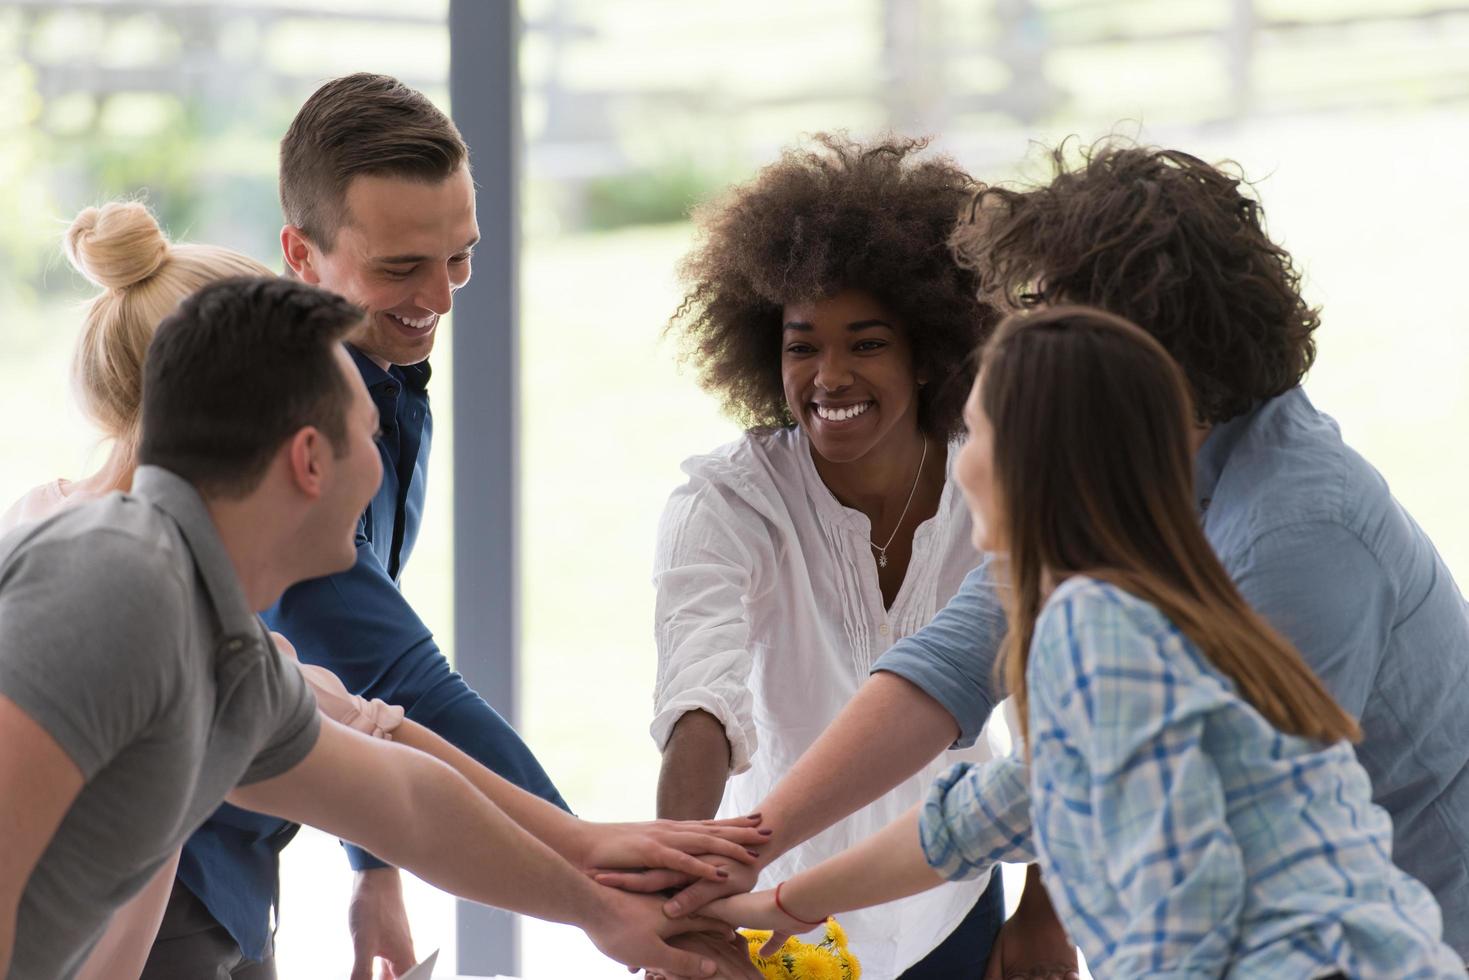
[0,201,280,977]
[1,201,273,528]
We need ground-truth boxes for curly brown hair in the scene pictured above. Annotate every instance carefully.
[953,141,1320,424]
[670,134,996,439]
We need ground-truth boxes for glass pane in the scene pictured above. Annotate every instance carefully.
[0,3,457,974]
[515,1,1469,976]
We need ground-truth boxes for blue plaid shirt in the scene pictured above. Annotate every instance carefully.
[920,578,1463,979]
[883,388,1469,955]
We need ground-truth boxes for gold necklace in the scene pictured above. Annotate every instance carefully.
[871,437,928,569]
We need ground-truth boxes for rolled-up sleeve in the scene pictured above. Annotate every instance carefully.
[650,474,773,776]
[920,754,1035,881]
[872,559,1007,748]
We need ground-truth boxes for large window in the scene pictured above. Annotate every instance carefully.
[513,2,1469,975]
[0,2,462,973]
[2,2,1467,977]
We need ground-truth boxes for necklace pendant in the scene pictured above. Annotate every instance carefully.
[878,552,888,568]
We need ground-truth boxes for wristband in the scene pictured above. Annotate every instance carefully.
[773,880,827,927]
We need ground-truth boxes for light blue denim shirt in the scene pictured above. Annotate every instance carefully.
[919,577,1463,978]
[875,387,1469,955]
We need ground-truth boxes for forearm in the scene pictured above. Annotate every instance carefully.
[355,746,606,926]
[392,719,586,862]
[657,710,732,820]
[757,673,958,863]
[781,804,945,920]
[236,728,608,929]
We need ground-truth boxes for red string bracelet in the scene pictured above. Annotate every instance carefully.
[773,881,827,928]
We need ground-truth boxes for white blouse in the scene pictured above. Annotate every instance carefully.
[651,426,999,978]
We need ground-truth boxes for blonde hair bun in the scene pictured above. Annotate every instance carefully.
[65,202,171,291]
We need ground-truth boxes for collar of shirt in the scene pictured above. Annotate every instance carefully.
[131,465,261,647]
[791,425,959,539]
[348,345,431,401]
[1193,397,1265,514]
[346,344,432,581]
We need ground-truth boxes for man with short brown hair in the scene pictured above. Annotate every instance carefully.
[145,74,569,980]
[1,277,738,980]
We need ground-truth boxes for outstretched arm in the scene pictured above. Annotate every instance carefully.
[655,670,959,916]
[705,802,944,955]
[757,672,958,868]
[392,716,767,877]
[648,563,1003,916]
[704,754,1031,961]
[228,717,730,979]
[282,635,766,878]
[267,537,570,973]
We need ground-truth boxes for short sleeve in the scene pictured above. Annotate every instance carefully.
[0,532,187,779]
[238,623,322,785]
[649,471,775,775]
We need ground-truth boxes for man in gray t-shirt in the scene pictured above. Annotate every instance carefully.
[0,469,321,979]
[0,278,740,980]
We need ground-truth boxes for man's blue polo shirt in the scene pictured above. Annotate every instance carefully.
[176,347,568,960]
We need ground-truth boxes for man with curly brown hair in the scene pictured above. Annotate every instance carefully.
[639,134,1015,978]
[659,142,1469,972]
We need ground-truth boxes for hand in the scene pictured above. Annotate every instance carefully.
[579,816,771,882]
[583,886,737,978]
[348,867,416,980]
[599,848,765,924]
[982,870,1078,980]
[639,931,763,980]
[704,889,810,958]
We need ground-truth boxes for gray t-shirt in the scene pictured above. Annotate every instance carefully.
[0,466,320,980]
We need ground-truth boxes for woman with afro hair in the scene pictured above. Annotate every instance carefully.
[646,135,1006,978]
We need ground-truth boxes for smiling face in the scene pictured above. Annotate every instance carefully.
[780,289,923,465]
[287,165,479,368]
[954,374,1003,553]
[309,344,386,575]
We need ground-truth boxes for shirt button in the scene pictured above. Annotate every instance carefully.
[226,639,245,652]
[879,623,890,636]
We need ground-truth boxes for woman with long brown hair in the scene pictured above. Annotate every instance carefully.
[704,306,1461,977]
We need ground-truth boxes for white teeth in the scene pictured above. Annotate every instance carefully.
[815,401,873,422]
[390,313,435,330]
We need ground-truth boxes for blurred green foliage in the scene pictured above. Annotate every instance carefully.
[579,157,731,230]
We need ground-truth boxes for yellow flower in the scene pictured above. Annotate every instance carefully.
[738,919,861,980]
[787,947,842,980]
[821,917,849,952]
